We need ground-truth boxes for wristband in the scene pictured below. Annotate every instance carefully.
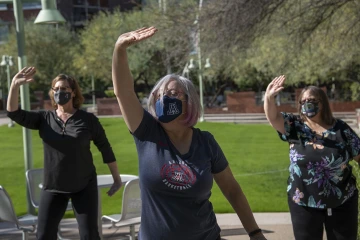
[248,228,262,237]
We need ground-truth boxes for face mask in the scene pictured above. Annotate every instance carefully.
[155,95,183,123]
[301,102,319,118]
[54,90,72,105]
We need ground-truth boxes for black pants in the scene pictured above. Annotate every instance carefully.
[288,192,358,240]
[36,176,100,240]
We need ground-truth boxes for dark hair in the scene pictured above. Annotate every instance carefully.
[298,86,334,125]
[48,74,84,109]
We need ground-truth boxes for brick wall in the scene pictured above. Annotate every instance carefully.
[225,90,360,114]
[37,92,360,115]
[97,98,121,116]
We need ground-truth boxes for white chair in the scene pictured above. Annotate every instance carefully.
[102,178,141,240]
[26,168,73,240]
[0,185,37,240]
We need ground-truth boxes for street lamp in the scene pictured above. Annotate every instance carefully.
[0,55,15,127]
[188,0,210,122]
[83,66,96,111]
[34,0,65,24]
[188,57,211,122]
[0,0,66,215]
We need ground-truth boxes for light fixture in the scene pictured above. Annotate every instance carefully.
[8,56,13,66]
[34,0,66,24]
[188,58,195,69]
[204,58,211,68]
[0,55,7,66]
[183,66,189,74]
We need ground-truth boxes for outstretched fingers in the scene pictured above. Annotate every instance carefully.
[273,75,285,86]
[134,27,149,34]
[16,66,35,78]
[19,67,28,74]
[135,26,156,34]
[25,67,36,75]
[135,27,158,41]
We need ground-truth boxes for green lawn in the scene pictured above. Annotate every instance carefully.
[0,118,291,217]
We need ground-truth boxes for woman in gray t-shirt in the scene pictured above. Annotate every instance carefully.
[111,26,267,240]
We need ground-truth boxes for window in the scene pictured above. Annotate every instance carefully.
[0,4,7,11]
[73,0,85,5]
[23,3,41,10]
[0,24,9,44]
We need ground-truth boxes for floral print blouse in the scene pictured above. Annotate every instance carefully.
[279,112,360,209]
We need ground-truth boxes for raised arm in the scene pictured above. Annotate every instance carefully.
[112,27,158,132]
[7,67,36,112]
[264,75,286,134]
[6,67,43,130]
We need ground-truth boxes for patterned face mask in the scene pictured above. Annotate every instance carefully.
[301,102,319,118]
[155,95,183,123]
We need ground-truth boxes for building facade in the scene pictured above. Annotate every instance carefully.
[0,0,141,43]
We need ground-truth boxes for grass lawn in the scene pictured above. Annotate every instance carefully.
[0,118,291,217]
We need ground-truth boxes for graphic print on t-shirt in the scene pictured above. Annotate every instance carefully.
[167,103,180,115]
[161,160,196,190]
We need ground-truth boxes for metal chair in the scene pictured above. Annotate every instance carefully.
[102,178,141,240]
[26,168,73,240]
[0,185,37,240]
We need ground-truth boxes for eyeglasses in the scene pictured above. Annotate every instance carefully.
[154,89,186,99]
[52,86,71,92]
[299,98,319,105]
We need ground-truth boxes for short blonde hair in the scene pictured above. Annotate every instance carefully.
[148,74,202,127]
[48,74,84,109]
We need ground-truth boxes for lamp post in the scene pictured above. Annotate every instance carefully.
[0,55,15,127]
[83,66,96,111]
[0,0,66,214]
[188,0,210,122]
[188,57,211,122]
[91,74,95,110]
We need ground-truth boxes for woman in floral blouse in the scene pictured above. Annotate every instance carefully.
[264,75,360,240]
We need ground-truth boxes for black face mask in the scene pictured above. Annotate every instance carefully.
[54,91,72,105]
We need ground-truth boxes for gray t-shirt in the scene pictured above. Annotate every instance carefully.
[132,110,229,240]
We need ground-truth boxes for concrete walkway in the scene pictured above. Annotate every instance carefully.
[0,212,297,240]
[0,112,10,127]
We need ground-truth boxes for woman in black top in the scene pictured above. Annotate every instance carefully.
[264,75,360,240]
[7,67,122,240]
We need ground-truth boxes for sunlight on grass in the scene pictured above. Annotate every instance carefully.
[1,118,292,217]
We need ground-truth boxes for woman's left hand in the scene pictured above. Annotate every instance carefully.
[107,178,122,196]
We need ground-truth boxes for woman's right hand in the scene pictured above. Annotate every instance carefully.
[265,75,286,99]
[114,26,157,50]
[12,67,36,87]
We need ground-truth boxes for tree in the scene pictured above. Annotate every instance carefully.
[0,21,79,96]
[74,9,164,93]
[199,0,360,98]
[75,1,203,95]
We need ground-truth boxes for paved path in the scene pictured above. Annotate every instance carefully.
[0,117,13,127]
[0,213,299,240]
